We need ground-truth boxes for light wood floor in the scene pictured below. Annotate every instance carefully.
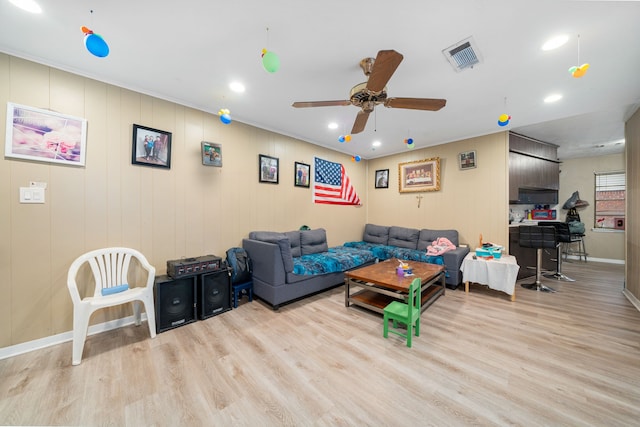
[1,261,639,426]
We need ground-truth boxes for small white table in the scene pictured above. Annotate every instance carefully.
[461,252,520,301]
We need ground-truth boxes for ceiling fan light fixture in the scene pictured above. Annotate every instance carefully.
[442,36,483,72]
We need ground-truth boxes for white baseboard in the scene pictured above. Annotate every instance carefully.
[563,255,625,264]
[0,313,149,361]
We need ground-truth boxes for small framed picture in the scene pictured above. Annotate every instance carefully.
[202,141,222,167]
[375,169,389,188]
[131,124,172,169]
[259,154,279,184]
[458,150,477,170]
[294,161,310,187]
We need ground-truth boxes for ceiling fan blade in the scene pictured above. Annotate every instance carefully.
[351,110,370,134]
[366,50,404,93]
[384,97,447,111]
[292,100,351,108]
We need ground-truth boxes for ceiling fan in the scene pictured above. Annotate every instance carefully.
[292,49,447,134]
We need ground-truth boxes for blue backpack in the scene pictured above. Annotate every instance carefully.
[226,247,252,284]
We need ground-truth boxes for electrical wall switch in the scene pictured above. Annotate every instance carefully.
[20,187,45,204]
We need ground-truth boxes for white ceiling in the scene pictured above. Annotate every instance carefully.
[1,0,639,160]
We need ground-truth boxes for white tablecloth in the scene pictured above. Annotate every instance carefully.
[460,252,520,296]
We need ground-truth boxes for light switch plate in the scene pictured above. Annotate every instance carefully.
[20,187,45,203]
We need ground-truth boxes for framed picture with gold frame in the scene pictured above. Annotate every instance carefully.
[398,157,441,193]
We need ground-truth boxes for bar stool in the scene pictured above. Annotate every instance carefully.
[519,225,557,293]
[539,222,575,281]
[563,233,587,262]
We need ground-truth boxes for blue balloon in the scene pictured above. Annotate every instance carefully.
[498,119,509,127]
[355,155,361,162]
[220,114,232,124]
[338,135,345,143]
[85,33,109,57]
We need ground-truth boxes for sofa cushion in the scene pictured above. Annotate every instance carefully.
[417,229,460,249]
[285,230,302,257]
[248,231,294,272]
[388,226,420,249]
[300,228,329,255]
[292,246,376,275]
[362,224,390,245]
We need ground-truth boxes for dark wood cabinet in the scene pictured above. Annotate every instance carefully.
[509,227,556,280]
[509,133,560,203]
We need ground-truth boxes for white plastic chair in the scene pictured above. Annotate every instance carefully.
[67,247,157,365]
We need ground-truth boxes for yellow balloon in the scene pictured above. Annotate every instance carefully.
[345,135,352,142]
[499,114,509,122]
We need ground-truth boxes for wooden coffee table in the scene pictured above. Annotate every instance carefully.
[344,258,446,314]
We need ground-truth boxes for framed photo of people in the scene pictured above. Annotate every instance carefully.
[259,154,279,184]
[131,124,172,169]
[375,169,389,188]
[294,161,310,187]
[202,141,222,167]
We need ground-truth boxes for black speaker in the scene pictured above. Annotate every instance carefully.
[198,269,232,320]
[154,275,197,333]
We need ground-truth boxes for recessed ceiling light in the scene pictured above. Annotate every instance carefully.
[372,141,381,147]
[542,34,569,51]
[9,0,41,13]
[229,82,245,93]
[327,122,338,130]
[544,93,563,103]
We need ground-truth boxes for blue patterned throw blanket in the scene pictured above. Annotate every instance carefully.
[292,246,376,275]
[343,241,447,274]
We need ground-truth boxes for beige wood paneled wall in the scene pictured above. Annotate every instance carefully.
[625,108,640,300]
[559,154,626,261]
[0,54,367,347]
[366,132,510,251]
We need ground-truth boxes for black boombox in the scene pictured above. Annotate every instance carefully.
[167,255,225,278]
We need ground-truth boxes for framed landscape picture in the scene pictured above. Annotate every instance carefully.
[131,124,172,169]
[398,157,441,193]
[5,102,88,166]
[259,154,279,184]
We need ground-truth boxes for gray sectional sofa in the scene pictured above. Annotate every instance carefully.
[343,224,469,288]
[242,228,376,310]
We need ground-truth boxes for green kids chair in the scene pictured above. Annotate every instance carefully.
[383,277,422,348]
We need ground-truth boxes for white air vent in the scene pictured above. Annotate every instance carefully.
[443,36,483,72]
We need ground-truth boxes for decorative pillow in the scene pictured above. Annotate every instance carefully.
[248,231,293,272]
[417,229,459,250]
[363,224,390,245]
[285,230,302,257]
[388,226,420,249]
[249,231,287,242]
[300,228,329,255]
